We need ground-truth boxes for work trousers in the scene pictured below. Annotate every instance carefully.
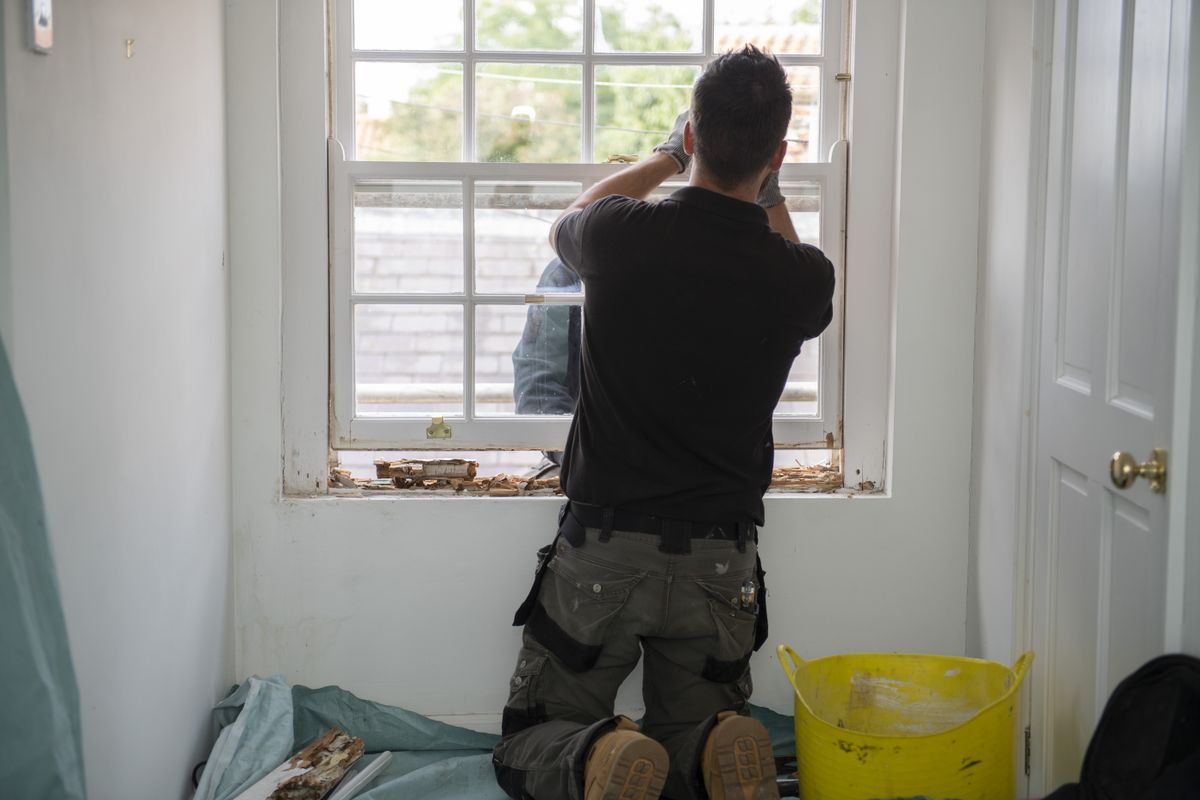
[493,520,761,800]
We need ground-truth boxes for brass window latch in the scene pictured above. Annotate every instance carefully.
[426,417,452,440]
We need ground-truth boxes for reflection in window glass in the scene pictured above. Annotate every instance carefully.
[477,303,581,416]
[784,66,821,163]
[353,0,463,51]
[476,64,582,162]
[777,183,821,416]
[594,65,699,162]
[355,305,464,417]
[594,0,703,53]
[475,183,580,294]
[476,0,583,51]
[354,182,464,294]
[714,0,822,55]
[356,62,463,161]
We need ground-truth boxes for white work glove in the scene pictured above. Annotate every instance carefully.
[651,112,691,173]
[757,169,784,209]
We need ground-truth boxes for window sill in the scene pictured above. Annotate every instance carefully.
[310,463,880,500]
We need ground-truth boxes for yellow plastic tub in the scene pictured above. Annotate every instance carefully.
[777,645,1032,800]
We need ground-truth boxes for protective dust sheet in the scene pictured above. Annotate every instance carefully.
[0,338,87,800]
[194,676,797,800]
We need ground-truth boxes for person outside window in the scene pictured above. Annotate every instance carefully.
[494,46,835,800]
[512,258,582,478]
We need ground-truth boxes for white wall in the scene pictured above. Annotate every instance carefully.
[230,0,986,724]
[966,0,1041,663]
[1,1,232,798]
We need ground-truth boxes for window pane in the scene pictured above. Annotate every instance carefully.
[353,0,463,51]
[593,65,699,162]
[594,0,703,53]
[355,304,464,417]
[477,303,581,417]
[356,62,464,161]
[476,0,583,51]
[784,66,821,163]
[354,182,464,294]
[476,64,582,162]
[475,183,580,293]
[714,0,823,55]
[777,183,822,416]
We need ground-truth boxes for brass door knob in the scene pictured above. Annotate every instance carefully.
[1110,448,1167,494]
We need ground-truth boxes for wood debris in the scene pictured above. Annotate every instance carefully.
[471,472,561,496]
[334,462,846,496]
[768,463,844,493]
[260,727,363,800]
[329,468,357,489]
[375,458,478,480]
[335,466,562,496]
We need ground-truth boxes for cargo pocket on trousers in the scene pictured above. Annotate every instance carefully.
[698,575,759,684]
[501,652,549,737]
[527,549,643,673]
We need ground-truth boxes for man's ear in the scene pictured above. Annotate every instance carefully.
[683,121,695,156]
[768,139,787,170]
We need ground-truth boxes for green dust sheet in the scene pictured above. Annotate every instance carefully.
[194,675,796,800]
[0,337,87,799]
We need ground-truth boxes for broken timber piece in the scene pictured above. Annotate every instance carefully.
[270,727,364,800]
[375,458,478,480]
[230,727,364,800]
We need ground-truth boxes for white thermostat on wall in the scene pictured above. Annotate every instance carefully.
[30,0,52,54]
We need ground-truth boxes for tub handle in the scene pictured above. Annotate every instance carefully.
[776,644,806,683]
[1011,651,1034,683]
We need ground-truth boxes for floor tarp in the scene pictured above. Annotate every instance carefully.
[194,675,796,800]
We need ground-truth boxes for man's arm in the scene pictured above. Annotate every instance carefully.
[764,201,800,244]
[548,151,680,248]
[757,170,800,244]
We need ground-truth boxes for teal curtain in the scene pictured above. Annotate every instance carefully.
[0,336,87,799]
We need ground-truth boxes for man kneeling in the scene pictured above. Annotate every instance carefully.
[493,45,836,800]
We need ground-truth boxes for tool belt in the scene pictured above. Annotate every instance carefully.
[564,500,755,554]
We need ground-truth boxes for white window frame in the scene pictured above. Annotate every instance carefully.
[275,0,897,495]
[328,0,848,451]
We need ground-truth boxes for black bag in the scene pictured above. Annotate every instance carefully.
[1045,654,1200,800]
[511,503,571,627]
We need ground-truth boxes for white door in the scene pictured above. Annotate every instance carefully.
[1030,0,1191,791]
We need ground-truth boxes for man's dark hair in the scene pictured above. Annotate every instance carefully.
[690,45,792,189]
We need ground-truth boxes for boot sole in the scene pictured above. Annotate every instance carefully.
[587,738,668,800]
[706,717,780,800]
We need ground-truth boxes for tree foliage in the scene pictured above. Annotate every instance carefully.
[357,1,698,163]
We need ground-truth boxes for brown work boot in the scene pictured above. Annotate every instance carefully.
[584,716,669,800]
[701,711,780,800]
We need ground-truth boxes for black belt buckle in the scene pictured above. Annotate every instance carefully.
[658,518,692,554]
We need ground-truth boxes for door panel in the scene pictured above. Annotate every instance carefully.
[1032,0,1183,791]
[1047,460,1097,784]
[1114,0,1175,418]
[1104,491,1165,690]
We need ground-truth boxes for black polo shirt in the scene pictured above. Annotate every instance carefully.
[553,186,834,525]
